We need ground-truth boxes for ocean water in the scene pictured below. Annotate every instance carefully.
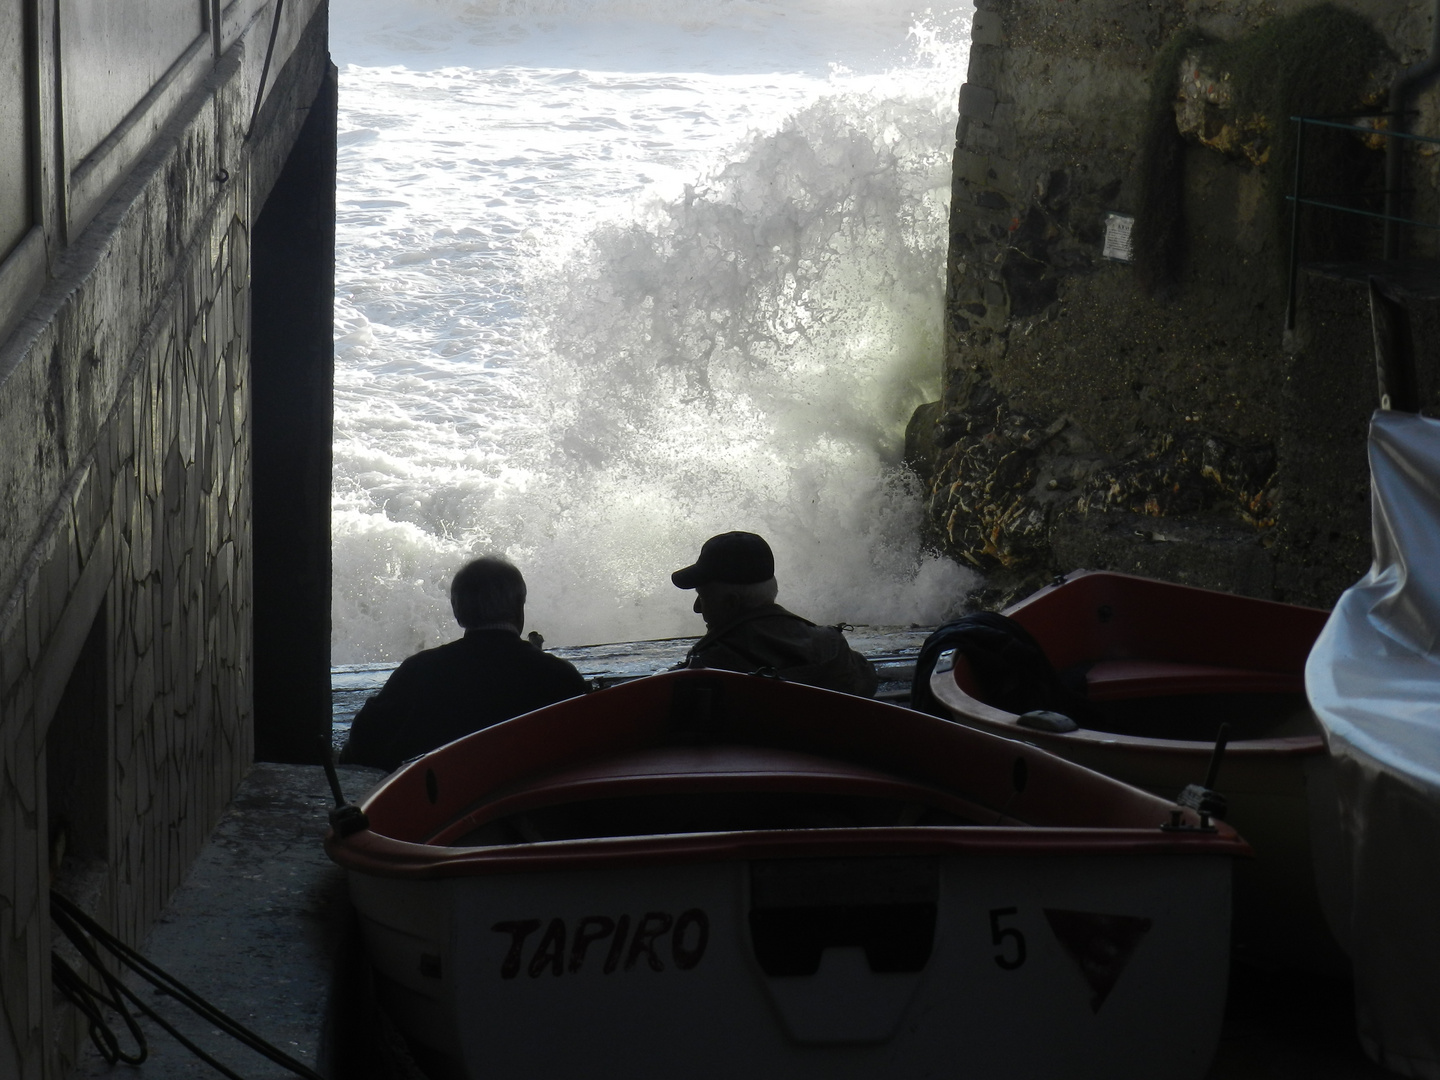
[329,0,978,663]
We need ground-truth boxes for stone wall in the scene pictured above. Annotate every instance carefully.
[0,2,330,1075]
[916,0,1440,608]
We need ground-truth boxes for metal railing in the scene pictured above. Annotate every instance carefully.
[1285,113,1440,329]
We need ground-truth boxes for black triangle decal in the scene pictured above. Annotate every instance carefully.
[1043,908,1153,1012]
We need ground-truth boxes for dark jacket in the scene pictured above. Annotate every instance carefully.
[339,629,589,771]
[684,604,878,697]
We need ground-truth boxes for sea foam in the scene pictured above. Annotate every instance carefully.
[330,0,977,661]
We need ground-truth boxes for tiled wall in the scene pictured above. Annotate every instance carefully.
[0,165,252,1080]
[0,3,327,1073]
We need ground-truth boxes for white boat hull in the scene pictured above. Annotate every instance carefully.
[350,851,1230,1079]
[1306,412,1440,1077]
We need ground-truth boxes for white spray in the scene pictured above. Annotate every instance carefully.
[330,0,977,661]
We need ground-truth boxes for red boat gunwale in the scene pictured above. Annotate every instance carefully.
[331,825,1246,880]
[326,669,1248,880]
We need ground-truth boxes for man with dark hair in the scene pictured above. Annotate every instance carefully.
[340,556,588,771]
[672,531,877,697]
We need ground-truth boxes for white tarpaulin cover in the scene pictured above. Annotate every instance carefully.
[1307,410,1440,1080]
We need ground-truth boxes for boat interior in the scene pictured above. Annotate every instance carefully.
[450,790,976,845]
[1077,690,1317,742]
[431,745,995,846]
[951,571,1330,743]
[952,653,1320,742]
[350,670,1227,859]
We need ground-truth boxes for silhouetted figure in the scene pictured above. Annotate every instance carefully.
[340,557,588,771]
[672,531,877,697]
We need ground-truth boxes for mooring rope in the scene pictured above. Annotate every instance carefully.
[50,890,325,1080]
[244,0,287,142]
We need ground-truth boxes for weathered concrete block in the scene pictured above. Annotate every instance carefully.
[959,83,998,123]
[972,9,1003,47]
[966,43,1002,88]
[955,149,991,186]
[963,123,1001,152]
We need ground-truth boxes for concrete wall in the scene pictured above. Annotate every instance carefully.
[0,1,331,1074]
[918,0,1440,608]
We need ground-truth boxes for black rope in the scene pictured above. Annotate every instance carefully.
[244,0,287,141]
[50,890,325,1080]
[51,950,145,1067]
[51,900,149,1067]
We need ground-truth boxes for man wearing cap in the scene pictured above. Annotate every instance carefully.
[340,556,589,771]
[672,531,878,697]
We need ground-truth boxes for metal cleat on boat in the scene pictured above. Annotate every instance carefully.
[1170,721,1231,827]
[1174,783,1228,823]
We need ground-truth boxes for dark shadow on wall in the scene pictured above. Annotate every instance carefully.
[47,601,113,908]
[251,63,337,764]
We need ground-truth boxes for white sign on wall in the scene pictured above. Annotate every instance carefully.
[1103,212,1135,262]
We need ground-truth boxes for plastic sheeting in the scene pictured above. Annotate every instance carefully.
[1306,410,1440,1080]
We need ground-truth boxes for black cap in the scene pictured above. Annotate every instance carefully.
[671,532,775,589]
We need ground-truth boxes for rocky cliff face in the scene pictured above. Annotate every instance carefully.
[914,0,1440,610]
